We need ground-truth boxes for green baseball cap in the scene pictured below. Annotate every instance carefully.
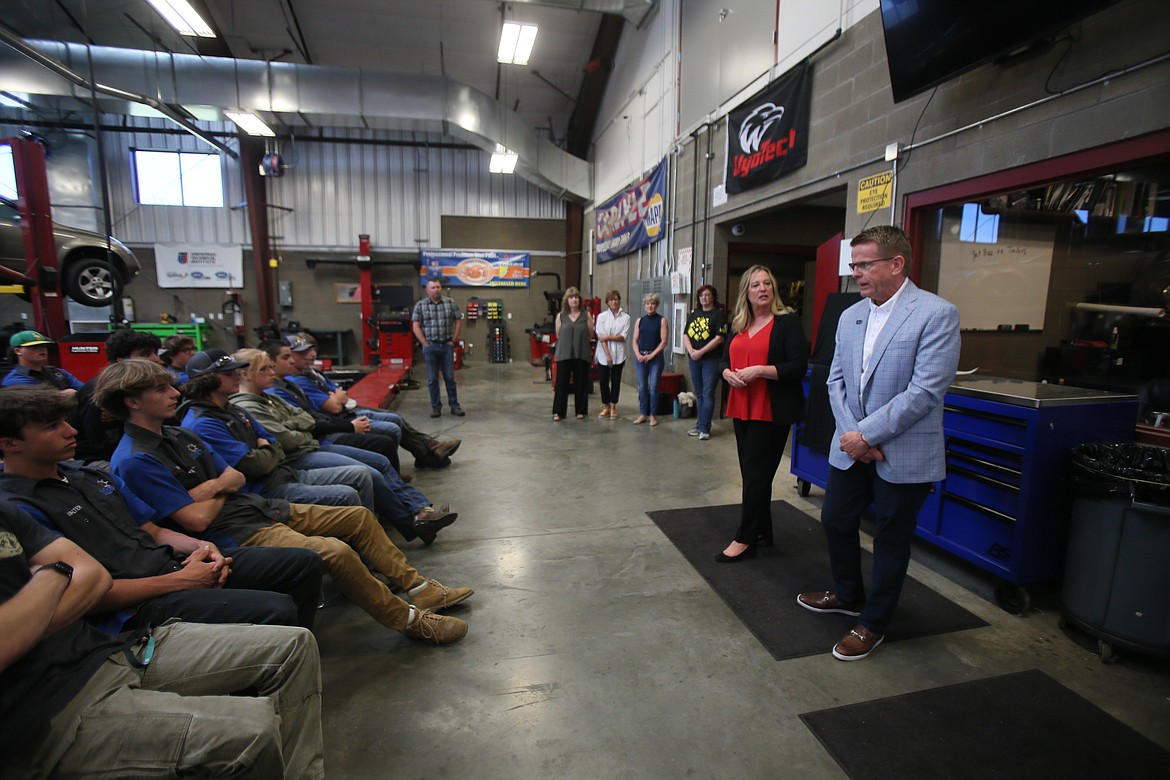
[9,331,54,348]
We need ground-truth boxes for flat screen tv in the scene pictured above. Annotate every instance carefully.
[879,0,1119,103]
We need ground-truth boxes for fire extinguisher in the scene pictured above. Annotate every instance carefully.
[224,289,244,348]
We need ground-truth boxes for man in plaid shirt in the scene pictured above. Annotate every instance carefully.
[412,278,465,418]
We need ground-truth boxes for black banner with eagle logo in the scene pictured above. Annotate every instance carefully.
[725,59,811,194]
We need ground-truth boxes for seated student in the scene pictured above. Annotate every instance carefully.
[232,348,458,545]
[70,327,166,464]
[269,337,462,469]
[261,339,408,473]
[2,330,83,394]
[0,502,325,779]
[161,334,197,383]
[95,359,473,645]
[180,349,454,544]
[179,349,377,510]
[0,385,324,631]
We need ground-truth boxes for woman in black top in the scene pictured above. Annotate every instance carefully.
[632,293,668,426]
[684,284,729,440]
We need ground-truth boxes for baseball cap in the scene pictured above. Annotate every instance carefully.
[9,330,54,348]
[286,335,314,353]
[186,348,250,378]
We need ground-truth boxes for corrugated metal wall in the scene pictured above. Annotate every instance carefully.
[2,118,564,252]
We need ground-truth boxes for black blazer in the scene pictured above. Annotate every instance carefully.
[721,313,809,426]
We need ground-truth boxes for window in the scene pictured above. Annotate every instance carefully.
[959,203,1000,243]
[133,149,223,207]
[0,144,16,200]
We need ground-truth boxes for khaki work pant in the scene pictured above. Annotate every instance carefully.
[245,503,425,631]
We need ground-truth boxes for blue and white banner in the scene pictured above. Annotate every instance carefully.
[594,159,667,264]
[419,250,531,287]
[155,243,244,288]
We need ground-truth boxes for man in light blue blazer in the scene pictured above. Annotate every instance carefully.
[798,225,960,661]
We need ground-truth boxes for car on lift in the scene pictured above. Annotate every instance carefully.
[0,195,141,307]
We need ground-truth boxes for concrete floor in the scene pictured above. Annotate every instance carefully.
[316,361,1170,778]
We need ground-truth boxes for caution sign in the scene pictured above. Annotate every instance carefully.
[857,171,893,213]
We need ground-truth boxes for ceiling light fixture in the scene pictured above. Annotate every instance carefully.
[146,0,216,38]
[225,111,275,137]
[489,145,518,174]
[498,22,538,65]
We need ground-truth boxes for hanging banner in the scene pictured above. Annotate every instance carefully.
[725,59,811,195]
[419,250,531,287]
[155,243,244,288]
[594,159,667,264]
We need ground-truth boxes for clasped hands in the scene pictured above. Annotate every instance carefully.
[839,430,884,463]
[723,366,763,387]
[179,544,232,588]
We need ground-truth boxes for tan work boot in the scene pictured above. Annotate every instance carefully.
[410,579,474,611]
[402,608,468,645]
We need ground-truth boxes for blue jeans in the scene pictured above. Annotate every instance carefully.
[423,341,459,410]
[635,354,664,417]
[269,465,372,508]
[689,357,721,434]
[356,410,402,445]
[290,448,426,540]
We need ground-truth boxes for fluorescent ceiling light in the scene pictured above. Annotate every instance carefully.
[225,111,275,137]
[498,22,538,65]
[146,0,216,38]
[489,146,518,174]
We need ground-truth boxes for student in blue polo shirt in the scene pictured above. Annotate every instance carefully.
[0,385,324,632]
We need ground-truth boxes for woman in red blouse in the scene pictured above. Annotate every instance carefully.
[717,265,809,562]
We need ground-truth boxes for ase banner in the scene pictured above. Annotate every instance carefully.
[594,159,667,264]
[725,59,810,195]
[419,250,531,288]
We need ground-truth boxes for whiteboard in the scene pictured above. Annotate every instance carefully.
[936,214,1055,331]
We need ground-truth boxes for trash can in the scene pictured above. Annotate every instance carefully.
[1062,443,1170,662]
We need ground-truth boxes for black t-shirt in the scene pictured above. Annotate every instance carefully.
[0,503,124,768]
[685,308,729,359]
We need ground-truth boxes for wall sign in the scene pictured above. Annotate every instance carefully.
[857,171,894,213]
[419,250,531,287]
[155,243,244,288]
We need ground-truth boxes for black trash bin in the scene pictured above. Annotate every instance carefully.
[1062,443,1170,662]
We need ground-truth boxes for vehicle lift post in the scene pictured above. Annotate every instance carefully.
[3,137,67,339]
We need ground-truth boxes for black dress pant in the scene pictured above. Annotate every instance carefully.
[821,463,931,634]
[597,361,625,405]
[732,418,791,544]
[121,546,325,631]
[553,358,590,417]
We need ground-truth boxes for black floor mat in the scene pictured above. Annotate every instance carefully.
[646,500,988,661]
[799,669,1170,778]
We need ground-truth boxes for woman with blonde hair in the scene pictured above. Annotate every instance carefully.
[552,287,595,421]
[632,292,669,426]
[715,265,808,562]
[594,289,631,419]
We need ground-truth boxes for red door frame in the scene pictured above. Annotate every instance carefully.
[904,130,1170,244]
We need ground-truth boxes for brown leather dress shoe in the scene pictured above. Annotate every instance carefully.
[832,625,884,661]
[796,591,865,617]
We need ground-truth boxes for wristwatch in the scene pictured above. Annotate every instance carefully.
[37,561,74,581]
